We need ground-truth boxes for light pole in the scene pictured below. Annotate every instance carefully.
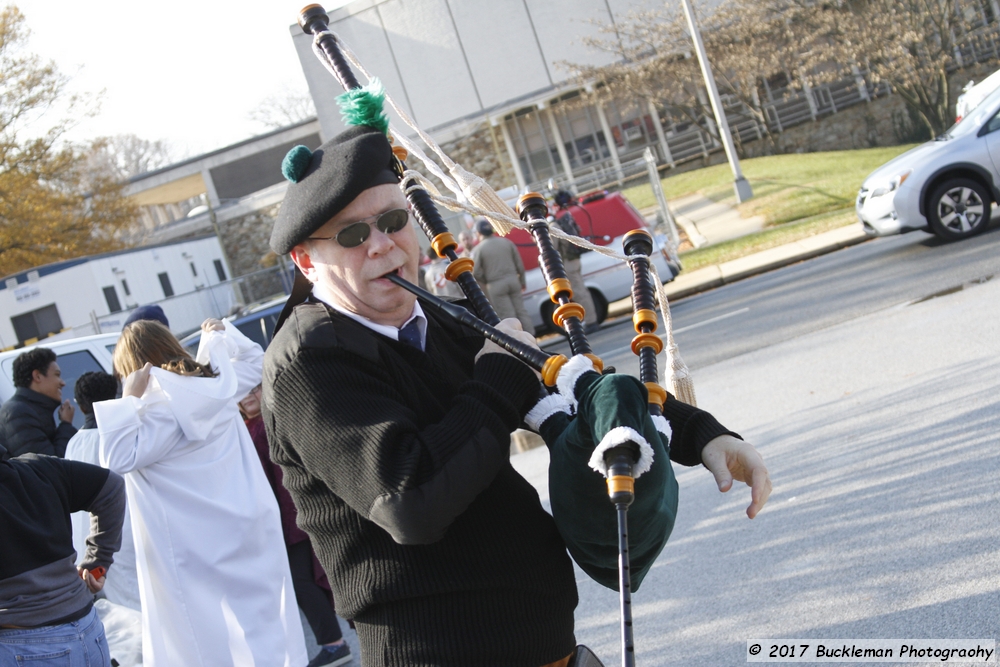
[680,0,754,202]
[201,193,244,305]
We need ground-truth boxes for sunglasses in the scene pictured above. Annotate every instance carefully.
[309,208,410,248]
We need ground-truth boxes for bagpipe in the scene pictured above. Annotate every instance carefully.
[295,6,699,666]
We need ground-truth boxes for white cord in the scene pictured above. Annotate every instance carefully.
[311,27,696,403]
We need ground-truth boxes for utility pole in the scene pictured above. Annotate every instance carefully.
[202,194,244,305]
[643,148,680,263]
[680,0,754,203]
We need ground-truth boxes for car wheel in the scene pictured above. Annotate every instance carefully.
[927,178,992,240]
[588,288,608,324]
[539,292,608,335]
[538,300,561,336]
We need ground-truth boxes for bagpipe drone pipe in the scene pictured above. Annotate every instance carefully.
[297,6,683,665]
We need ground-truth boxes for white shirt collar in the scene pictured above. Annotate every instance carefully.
[311,283,427,351]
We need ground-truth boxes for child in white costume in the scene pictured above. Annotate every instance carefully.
[96,318,307,667]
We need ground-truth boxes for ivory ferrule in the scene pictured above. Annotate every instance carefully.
[553,302,585,328]
[645,382,667,408]
[584,353,605,374]
[541,354,569,387]
[431,232,457,257]
[444,257,475,281]
[632,309,658,333]
[607,475,635,496]
[630,332,663,356]
[546,278,573,302]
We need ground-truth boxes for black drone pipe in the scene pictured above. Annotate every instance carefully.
[385,273,567,387]
[298,4,499,326]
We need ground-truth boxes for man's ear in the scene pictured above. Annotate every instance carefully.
[289,244,315,277]
[30,369,44,386]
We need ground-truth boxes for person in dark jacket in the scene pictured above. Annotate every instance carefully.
[262,126,771,667]
[0,442,125,665]
[0,347,76,457]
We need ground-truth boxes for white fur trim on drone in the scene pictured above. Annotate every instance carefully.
[651,414,672,448]
[588,426,655,479]
[556,355,597,408]
[525,393,574,431]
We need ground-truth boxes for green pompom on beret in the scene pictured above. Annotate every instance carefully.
[281,145,314,184]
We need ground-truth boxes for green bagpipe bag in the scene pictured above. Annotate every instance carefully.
[534,367,678,592]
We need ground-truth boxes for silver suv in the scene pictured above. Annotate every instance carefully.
[857,86,1000,240]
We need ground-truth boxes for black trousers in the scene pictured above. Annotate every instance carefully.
[288,539,343,644]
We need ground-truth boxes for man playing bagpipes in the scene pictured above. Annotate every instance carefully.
[261,117,771,667]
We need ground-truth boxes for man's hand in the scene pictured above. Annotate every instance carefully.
[58,400,75,424]
[476,318,541,379]
[78,567,106,594]
[122,363,153,399]
[701,434,771,519]
[201,318,225,333]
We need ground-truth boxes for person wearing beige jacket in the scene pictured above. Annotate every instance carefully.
[472,218,535,334]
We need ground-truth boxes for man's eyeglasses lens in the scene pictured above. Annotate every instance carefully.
[336,209,409,248]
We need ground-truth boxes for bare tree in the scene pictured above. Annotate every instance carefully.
[248,86,317,130]
[564,0,994,148]
[565,7,724,150]
[563,0,826,156]
[797,0,988,136]
[86,134,174,180]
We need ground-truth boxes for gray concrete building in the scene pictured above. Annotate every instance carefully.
[291,0,675,192]
[126,118,322,244]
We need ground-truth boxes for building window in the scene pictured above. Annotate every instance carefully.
[121,279,130,296]
[214,259,227,281]
[158,272,174,298]
[103,286,122,313]
[11,304,63,345]
[190,262,198,277]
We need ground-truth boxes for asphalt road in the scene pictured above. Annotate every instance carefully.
[517,224,1000,666]
[543,222,1000,374]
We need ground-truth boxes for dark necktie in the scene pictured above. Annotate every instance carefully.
[398,319,423,351]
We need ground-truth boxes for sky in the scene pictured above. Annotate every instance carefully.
[11,0,353,160]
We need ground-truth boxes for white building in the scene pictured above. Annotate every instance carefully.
[0,235,235,349]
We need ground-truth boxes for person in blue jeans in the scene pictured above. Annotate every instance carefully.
[0,443,126,666]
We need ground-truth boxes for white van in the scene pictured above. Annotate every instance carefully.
[0,334,119,429]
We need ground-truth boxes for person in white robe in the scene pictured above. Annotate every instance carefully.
[66,371,142,613]
[96,318,308,667]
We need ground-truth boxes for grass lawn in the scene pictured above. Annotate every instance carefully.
[624,145,917,226]
[676,209,859,272]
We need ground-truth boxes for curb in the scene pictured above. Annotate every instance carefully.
[608,224,871,317]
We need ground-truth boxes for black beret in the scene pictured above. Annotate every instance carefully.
[270,125,399,255]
